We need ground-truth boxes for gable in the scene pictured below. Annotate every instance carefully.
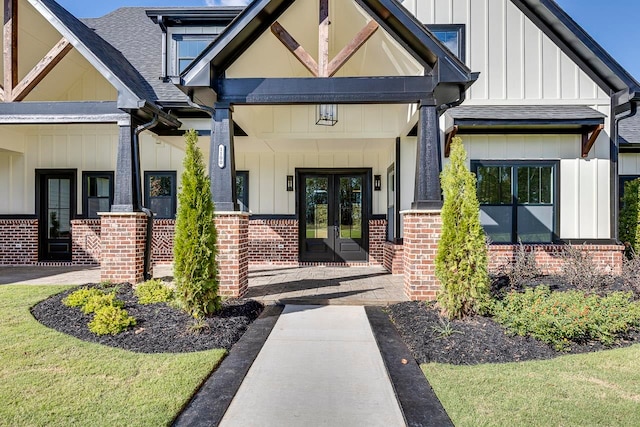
[402,0,640,104]
[226,0,424,79]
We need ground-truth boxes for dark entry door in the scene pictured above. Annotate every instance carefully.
[37,170,75,261]
[299,171,369,262]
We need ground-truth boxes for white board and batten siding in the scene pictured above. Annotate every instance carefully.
[0,126,185,215]
[393,0,615,240]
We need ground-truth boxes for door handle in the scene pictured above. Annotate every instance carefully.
[335,223,339,238]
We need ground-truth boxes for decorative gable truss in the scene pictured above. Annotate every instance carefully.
[1,0,72,102]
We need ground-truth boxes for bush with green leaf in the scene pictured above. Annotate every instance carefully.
[173,129,221,318]
[435,137,490,319]
[88,305,137,336]
[493,286,640,350]
[135,279,174,305]
[62,288,105,308]
[619,178,640,258]
[81,292,123,314]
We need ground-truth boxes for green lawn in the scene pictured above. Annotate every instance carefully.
[0,285,226,427]
[423,345,640,426]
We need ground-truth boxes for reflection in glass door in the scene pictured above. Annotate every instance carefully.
[38,171,75,261]
[299,171,369,262]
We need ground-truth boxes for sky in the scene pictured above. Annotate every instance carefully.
[56,0,640,80]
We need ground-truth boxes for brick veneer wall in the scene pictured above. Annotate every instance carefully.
[383,241,404,275]
[71,219,101,265]
[402,210,442,301]
[368,219,386,266]
[100,213,148,284]
[215,212,249,297]
[248,218,298,265]
[488,244,625,275]
[0,219,38,265]
[152,219,175,265]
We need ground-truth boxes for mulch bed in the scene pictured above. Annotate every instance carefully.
[31,283,263,354]
[387,276,640,366]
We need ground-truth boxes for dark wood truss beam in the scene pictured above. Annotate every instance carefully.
[327,20,379,77]
[582,124,604,157]
[12,37,72,102]
[3,0,18,100]
[270,22,319,77]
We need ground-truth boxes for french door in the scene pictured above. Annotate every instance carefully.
[37,170,76,261]
[299,170,370,262]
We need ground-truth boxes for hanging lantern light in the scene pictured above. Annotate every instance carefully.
[316,104,338,126]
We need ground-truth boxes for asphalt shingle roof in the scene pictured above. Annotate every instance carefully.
[619,113,640,144]
[38,0,158,106]
[82,7,189,104]
[447,105,606,121]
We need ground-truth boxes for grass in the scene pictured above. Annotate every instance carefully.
[423,345,640,426]
[0,285,226,427]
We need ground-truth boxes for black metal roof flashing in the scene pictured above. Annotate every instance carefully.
[146,7,244,27]
[176,0,477,107]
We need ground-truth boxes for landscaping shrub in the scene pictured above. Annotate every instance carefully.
[505,241,541,291]
[173,129,221,318]
[435,137,490,319]
[88,305,137,336]
[560,244,614,293]
[135,279,174,305]
[621,255,640,297]
[81,292,123,315]
[493,286,640,350]
[619,178,640,258]
[62,288,105,308]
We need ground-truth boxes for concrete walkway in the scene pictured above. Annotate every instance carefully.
[219,305,406,427]
[0,265,172,285]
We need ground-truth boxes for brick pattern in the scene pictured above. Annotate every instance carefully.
[488,244,625,275]
[152,219,175,265]
[215,213,249,297]
[71,219,101,265]
[383,241,404,275]
[0,219,38,265]
[248,219,298,265]
[100,213,148,284]
[402,211,442,301]
[368,219,387,266]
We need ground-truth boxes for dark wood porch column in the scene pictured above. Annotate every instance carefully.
[413,102,443,209]
[112,121,139,212]
[210,104,238,212]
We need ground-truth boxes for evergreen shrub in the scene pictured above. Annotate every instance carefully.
[135,279,174,305]
[493,286,640,351]
[619,178,640,258]
[88,305,137,336]
[173,129,221,318]
[435,137,490,319]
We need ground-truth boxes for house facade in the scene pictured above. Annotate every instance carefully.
[1,0,639,300]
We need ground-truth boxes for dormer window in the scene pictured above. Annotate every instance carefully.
[427,24,465,62]
[146,9,243,80]
[174,35,215,74]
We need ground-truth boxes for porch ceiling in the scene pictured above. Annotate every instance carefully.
[226,0,424,79]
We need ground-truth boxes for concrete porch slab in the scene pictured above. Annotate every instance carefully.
[246,266,408,306]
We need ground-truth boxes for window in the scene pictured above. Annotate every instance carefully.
[472,161,558,243]
[236,171,249,211]
[145,171,177,219]
[173,35,215,74]
[427,24,465,62]
[82,172,113,218]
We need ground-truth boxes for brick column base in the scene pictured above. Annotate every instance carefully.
[99,212,148,284]
[402,210,442,301]
[215,212,249,298]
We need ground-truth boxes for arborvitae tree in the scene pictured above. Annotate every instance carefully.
[435,137,490,319]
[173,130,221,317]
[619,178,640,258]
